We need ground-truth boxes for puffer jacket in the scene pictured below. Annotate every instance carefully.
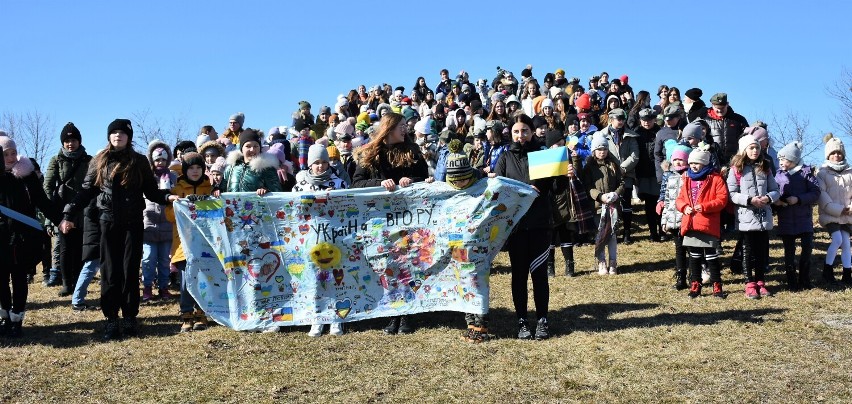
[816,164,852,226]
[220,151,283,193]
[592,125,640,179]
[660,168,686,233]
[706,107,748,164]
[0,156,61,267]
[581,153,625,214]
[43,147,92,207]
[774,165,819,235]
[165,176,213,264]
[64,148,171,225]
[676,171,728,238]
[143,140,177,242]
[727,163,780,231]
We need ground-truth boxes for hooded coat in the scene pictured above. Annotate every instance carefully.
[774,165,820,235]
[1,156,61,266]
[220,150,283,193]
[816,164,852,226]
[143,140,177,243]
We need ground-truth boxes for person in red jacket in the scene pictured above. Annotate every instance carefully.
[676,146,729,298]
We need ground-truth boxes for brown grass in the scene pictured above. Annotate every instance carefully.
[4,226,852,403]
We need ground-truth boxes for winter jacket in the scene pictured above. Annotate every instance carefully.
[685,100,707,123]
[494,139,554,230]
[581,154,625,214]
[64,148,172,225]
[774,165,819,235]
[660,168,686,233]
[816,164,852,226]
[727,164,780,231]
[327,161,351,187]
[43,147,92,227]
[292,169,348,192]
[351,146,429,189]
[165,176,213,264]
[0,156,61,267]
[143,140,177,242]
[198,140,226,170]
[221,128,242,147]
[675,171,728,238]
[220,151,283,193]
[635,124,660,196]
[653,126,679,183]
[592,125,640,179]
[706,107,748,164]
[486,142,509,172]
[81,199,99,262]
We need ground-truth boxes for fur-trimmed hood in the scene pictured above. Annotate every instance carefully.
[8,155,35,178]
[147,139,173,164]
[198,140,226,161]
[226,150,280,171]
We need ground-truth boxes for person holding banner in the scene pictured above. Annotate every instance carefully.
[0,138,62,337]
[492,114,555,340]
[59,119,179,341]
[352,112,428,335]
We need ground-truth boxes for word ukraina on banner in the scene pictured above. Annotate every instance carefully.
[174,177,537,331]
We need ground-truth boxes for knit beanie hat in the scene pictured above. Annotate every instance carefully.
[107,118,133,139]
[181,152,205,174]
[532,115,548,130]
[824,133,845,160]
[239,128,262,148]
[402,107,420,123]
[307,143,329,165]
[745,125,769,144]
[591,134,608,151]
[267,142,290,166]
[327,145,340,161]
[151,147,169,161]
[210,156,226,173]
[229,112,245,125]
[0,136,17,153]
[575,93,591,110]
[414,118,433,135]
[684,88,703,101]
[334,121,355,137]
[60,122,82,143]
[298,101,311,110]
[682,122,704,141]
[173,140,197,157]
[778,141,803,165]
[738,134,760,154]
[545,130,565,147]
[445,139,475,185]
[541,98,554,110]
[688,148,711,166]
[670,143,692,163]
[293,118,311,132]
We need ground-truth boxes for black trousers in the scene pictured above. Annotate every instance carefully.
[507,229,551,320]
[59,228,84,291]
[742,231,769,282]
[100,220,144,319]
[781,233,813,273]
[0,259,30,314]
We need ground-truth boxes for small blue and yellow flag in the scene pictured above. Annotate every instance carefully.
[528,146,568,180]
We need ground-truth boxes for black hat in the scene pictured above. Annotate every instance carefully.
[60,122,82,143]
[293,118,311,132]
[173,140,197,157]
[565,114,579,126]
[545,130,565,147]
[532,115,548,130]
[685,88,703,100]
[107,119,133,139]
[239,128,262,147]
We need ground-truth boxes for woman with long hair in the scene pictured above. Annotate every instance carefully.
[346,90,360,118]
[486,100,511,127]
[412,76,431,101]
[628,90,651,130]
[351,113,429,335]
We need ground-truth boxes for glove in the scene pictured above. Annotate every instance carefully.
[608,192,619,203]
[655,201,665,215]
[186,194,201,202]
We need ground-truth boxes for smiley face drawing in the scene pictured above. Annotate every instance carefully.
[310,242,342,269]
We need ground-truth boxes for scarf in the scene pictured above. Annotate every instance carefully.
[825,160,849,172]
[61,145,86,160]
[304,167,333,187]
[568,176,595,235]
[153,166,173,189]
[687,164,713,180]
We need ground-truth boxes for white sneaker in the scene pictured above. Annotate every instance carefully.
[608,260,618,275]
[308,324,324,337]
[329,322,344,336]
[597,260,608,275]
[261,325,280,333]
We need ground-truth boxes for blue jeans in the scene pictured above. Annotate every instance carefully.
[72,259,100,306]
[141,240,172,289]
[176,261,197,313]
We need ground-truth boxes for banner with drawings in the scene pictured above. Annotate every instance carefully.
[174,177,536,331]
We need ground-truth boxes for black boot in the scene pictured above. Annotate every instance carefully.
[382,316,400,335]
[622,211,633,245]
[561,247,574,277]
[673,268,688,290]
[122,317,138,338]
[799,261,813,290]
[398,315,414,334]
[103,318,121,341]
[546,248,556,278]
[823,264,838,286]
[785,265,799,292]
[842,268,852,286]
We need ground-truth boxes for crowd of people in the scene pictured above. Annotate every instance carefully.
[0,64,849,342]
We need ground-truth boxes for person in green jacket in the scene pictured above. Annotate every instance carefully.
[216,129,283,195]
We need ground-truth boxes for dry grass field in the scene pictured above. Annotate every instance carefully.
[3,222,852,403]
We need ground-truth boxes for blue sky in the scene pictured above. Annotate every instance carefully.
[2,1,850,163]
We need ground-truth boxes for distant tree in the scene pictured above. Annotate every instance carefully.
[131,108,190,150]
[1,109,55,167]
[766,110,820,164]
[827,66,852,139]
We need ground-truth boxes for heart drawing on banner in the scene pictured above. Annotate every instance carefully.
[335,298,352,319]
[246,252,281,283]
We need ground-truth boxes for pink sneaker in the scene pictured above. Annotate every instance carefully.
[756,281,772,297]
[744,282,760,300]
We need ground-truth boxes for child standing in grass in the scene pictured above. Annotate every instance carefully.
[582,134,624,275]
[166,152,213,332]
[676,146,729,298]
[658,140,692,290]
[727,135,780,299]
[816,134,852,286]
[142,140,177,302]
[773,141,820,291]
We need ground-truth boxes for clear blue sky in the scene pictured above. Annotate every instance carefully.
[2,1,851,163]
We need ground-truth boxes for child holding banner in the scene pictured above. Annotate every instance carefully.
[0,138,61,337]
[352,112,428,335]
[582,135,624,275]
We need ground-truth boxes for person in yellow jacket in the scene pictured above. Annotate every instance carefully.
[221,112,245,147]
[165,152,214,333]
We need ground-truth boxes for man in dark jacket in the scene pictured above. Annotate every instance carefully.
[683,88,708,123]
[653,105,682,183]
[706,93,748,165]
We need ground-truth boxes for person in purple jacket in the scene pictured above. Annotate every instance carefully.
[773,141,820,291]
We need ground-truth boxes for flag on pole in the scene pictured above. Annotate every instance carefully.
[528,146,568,180]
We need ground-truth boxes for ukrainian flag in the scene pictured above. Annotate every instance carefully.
[528,146,568,180]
